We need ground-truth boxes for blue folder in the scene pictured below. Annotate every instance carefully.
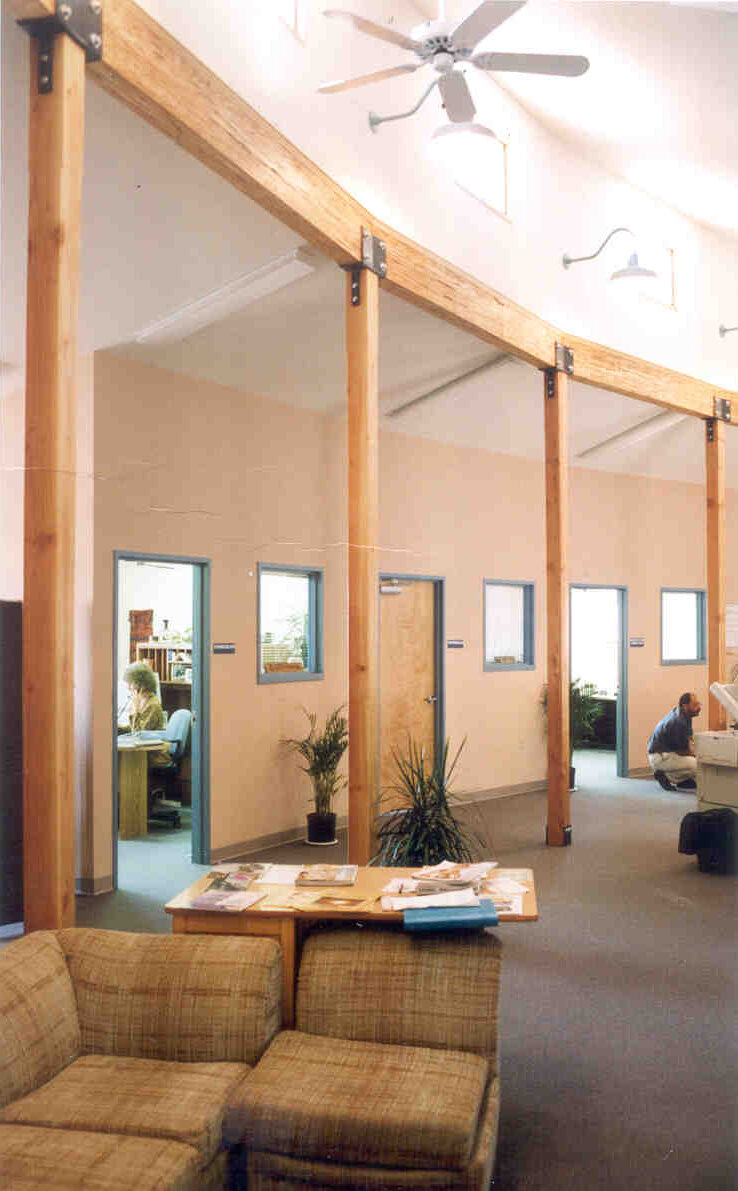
[402,898,498,933]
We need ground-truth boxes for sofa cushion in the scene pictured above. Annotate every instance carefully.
[0,931,80,1109]
[0,1124,200,1190]
[0,1054,250,1164]
[297,928,502,1065]
[224,1030,489,1172]
[59,927,281,1065]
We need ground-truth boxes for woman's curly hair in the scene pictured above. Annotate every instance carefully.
[123,661,158,695]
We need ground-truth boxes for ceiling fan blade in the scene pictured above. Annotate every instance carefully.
[323,9,421,53]
[438,72,477,123]
[318,63,422,94]
[451,2,527,51]
[472,51,590,76]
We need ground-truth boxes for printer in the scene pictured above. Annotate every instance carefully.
[694,683,738,810]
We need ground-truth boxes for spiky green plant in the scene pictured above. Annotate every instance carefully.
[372,737,481,866]
[283,706,348,815]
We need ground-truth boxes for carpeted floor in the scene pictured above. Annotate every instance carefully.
[73,750,737,1190]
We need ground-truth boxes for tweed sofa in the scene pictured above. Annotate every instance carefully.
[0,927,281,1190]
[226,926,503,1190]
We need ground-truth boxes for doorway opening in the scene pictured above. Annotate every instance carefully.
[378,574,445,803]
[113,552,211,889]
[570,585,629,784]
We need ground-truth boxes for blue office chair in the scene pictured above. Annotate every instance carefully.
[148,709,191,828]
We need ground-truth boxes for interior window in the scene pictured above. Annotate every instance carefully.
[484,581,534,670]
[258,565,323,683]
[661,589,706,664]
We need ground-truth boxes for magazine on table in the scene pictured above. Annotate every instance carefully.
[204,863,272,892]
[295,864,359,887]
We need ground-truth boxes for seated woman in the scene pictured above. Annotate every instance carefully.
[120,661,170,767]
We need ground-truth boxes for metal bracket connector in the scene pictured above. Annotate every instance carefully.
[19,0,102,94]
[714,396,732,423]
[555,343,574,375]
[545,824,573,846]
[361,229,387,278]
[707,419,715,443]
[342,230,387,307]
[544,344,574,397]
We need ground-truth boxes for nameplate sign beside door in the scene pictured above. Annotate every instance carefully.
[213,642,236,655]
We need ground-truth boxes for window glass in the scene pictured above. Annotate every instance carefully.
[661,589,705,663]
[484,581,534,669]
[258,566,322,682]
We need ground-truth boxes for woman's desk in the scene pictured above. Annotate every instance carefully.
[117,737,163,838]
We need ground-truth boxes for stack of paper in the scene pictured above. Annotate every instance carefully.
[381,887,480,912]
[411,861,498,892]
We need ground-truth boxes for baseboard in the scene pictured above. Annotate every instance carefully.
[211,814,349,863]
[456,779,548,805]
[75,875,114,896]
[628,767,653,779]
[215,788,549,860]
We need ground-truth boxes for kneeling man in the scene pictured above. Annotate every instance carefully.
[648,692,701,791]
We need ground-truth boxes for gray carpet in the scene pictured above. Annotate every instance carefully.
[73,751,737,1190]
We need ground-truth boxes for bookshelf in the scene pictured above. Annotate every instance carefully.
[135,641,192,682]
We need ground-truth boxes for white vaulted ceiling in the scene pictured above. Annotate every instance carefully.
[2,2,736,487]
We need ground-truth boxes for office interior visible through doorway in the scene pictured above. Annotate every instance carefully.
[114,554,210,890]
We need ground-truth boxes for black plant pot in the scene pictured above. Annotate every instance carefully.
[306,811,337,846]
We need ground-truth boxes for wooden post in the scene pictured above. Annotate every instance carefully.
[346,267,380,865]
[544,367,571,845]
[23,31,86,930]
[706,419,727,730]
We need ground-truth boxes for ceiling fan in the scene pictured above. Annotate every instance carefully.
[319,2,589,130]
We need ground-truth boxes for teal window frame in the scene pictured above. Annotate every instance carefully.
[660,587,706,666]
[257,563,324,684]
[483,579,535,671]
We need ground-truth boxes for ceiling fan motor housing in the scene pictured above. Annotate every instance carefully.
[411,20,473,62]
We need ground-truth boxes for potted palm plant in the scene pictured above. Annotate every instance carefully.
[540,678,603,790]
[283,706,348,845]
[372,737,482,866]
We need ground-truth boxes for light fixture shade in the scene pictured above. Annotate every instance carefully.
[610,252,658,283]
[431,122,505,213]
[432,121,500,146]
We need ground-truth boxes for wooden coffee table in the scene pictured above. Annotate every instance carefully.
[165,866,537,1025]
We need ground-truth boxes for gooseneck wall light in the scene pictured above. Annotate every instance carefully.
[562,226,658,282]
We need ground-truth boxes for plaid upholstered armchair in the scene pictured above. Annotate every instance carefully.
[225,925,503,1190]
[0,928,282,1190]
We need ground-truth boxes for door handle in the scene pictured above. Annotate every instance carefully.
[425,695,437,704]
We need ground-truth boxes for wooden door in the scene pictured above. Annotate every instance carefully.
[379,579,437,807]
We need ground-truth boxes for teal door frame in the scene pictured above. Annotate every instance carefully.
[112,551,211,882]
[569,584,629,778]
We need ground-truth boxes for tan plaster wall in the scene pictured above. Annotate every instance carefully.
[92,352,736,877]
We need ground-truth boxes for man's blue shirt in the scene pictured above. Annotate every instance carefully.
[648,706,692,754]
